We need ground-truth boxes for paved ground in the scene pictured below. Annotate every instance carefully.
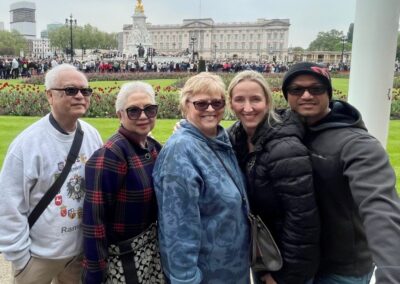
[0,255,12,283]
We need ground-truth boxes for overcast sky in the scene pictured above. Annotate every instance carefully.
[0,0,357,48]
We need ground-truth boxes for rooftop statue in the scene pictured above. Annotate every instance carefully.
[135,0,144,13]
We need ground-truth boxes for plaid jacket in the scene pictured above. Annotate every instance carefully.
[82,126,162,283]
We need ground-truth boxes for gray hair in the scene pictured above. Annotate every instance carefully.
[115,81,156,112]
[44,64,87,90]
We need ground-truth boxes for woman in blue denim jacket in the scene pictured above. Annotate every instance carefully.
[153,72,250,284]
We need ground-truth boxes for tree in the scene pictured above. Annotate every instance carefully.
[0,30,28,56]
[48,24,117,54]
[292,46,305,52]
[75,25,95,55]
[347,23,354,43]
[48,26,70,52]
[308,29,351,51]
[290,47,305,62]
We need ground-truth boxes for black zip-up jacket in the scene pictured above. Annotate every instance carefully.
[229,109,320,284]
[305,100,400,283]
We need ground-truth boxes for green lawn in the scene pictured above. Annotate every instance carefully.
[387,120,400,181]
[1,77,399,190]
[332,78,349,95]
[1,77,346,92]
[0,116,399,192]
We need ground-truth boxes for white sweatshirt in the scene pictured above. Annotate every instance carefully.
[0,114,103,270]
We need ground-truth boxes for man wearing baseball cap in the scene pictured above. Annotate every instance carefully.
[282,62,400,283]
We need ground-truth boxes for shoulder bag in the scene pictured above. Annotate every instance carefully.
[105,222,165,284]
[28,122,83,228]
[104,141,165,283]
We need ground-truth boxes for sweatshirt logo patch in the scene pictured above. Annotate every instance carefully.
[66,175,85,201]
[55,195,62,206]
[60,205,67,217]
[78,207,83,219]
[58,161,65,171]
[68,208,76,219]
[79,154,88,164]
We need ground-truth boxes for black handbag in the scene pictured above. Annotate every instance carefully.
[105,223,165,284]
[249,213,283,272]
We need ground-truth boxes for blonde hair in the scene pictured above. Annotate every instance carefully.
[227,70,281,125]
[179,72,226,117]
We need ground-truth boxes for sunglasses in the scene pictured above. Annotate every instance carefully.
[51,87,93,96]
[189,99,226,111]
[125,105,158,120]
[287,85,327,96]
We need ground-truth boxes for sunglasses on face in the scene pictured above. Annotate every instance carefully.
[125,104,158,120]
[188,99,226,111]
[50,87,93,96]
[287,85,328,96]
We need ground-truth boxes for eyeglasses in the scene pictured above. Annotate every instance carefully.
[125,105,158,120]
[188,99,226,111]
[50,87,93,96]
[287,85,327,96]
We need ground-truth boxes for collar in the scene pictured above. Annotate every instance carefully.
[49,113,69,135]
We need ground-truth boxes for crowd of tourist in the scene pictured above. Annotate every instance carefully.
[1,54,399,80]
[0,55,294,79]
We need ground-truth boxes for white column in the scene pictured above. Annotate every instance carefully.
[348,0,400,148]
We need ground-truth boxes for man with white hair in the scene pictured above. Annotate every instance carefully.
[0,64,103,283]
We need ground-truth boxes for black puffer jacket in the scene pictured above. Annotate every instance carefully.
[228,109,320,284]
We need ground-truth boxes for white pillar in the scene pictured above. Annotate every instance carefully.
[348,0,400,148]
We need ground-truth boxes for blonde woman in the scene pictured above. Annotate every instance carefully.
[153,73,250,283]
[227,70,319,284]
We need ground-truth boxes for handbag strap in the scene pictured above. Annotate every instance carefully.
[208,144,261,265]
[249,213,259,266]
[207,143,251,214]
[118,223,158,284]
[28,122,84,228]
[207,144,243,193]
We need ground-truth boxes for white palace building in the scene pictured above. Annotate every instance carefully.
[120,0,291,62]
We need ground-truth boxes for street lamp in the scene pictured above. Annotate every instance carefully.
[65,14,77,62]
[147,47,153,64]
[42,39,45,59]
[214,44,217,60]
[190,36,197,63]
